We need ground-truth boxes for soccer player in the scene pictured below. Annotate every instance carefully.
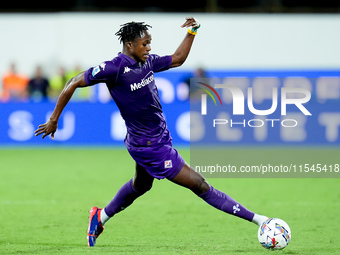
[35,17,268,247]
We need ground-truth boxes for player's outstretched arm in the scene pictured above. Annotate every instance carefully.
[171,17,200,68]
[34,72,87,139]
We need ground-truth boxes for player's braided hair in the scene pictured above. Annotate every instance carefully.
[115,22,152,44]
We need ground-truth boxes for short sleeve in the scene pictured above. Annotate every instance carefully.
[84,61,118,86]
[149,54,172,73]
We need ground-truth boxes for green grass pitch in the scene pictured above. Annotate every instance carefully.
[0,147,339,254]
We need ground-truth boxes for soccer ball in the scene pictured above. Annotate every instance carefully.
[258,218,291,250]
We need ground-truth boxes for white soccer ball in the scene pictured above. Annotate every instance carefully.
[258,218,291,250]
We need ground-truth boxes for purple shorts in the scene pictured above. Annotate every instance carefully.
[126,138,185,180]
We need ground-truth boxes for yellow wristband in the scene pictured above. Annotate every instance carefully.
[188,28,197,35]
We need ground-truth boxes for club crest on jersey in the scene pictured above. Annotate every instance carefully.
[164,160,172,169]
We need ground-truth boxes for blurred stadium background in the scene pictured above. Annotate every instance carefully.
[1,2,340,254]
[1,12,340,145]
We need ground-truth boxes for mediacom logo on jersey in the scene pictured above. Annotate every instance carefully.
[130,71,154,91]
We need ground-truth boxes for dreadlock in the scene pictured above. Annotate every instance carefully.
[115,22,152,44]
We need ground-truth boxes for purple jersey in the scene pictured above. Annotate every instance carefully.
[84,53,172,147]
[84,53,184,179]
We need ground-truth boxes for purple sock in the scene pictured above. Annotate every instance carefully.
[104,179,143,217]
[199,186,255,221]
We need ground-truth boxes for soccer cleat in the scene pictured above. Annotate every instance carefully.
[87,207,104,247]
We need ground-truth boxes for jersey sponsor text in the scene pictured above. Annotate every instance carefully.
[130,71,154,91]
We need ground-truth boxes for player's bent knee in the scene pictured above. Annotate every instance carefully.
[192,169,210,194]
[141,183,153,193]
[191,176,210,195]
[133,181,153,194]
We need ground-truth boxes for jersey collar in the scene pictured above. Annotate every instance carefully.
[118,53,137,65]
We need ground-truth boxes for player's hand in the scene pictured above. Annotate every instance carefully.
[34,119,58,139]
[181,17,200,29]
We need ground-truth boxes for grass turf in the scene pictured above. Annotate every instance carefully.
[0,147,339,254]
